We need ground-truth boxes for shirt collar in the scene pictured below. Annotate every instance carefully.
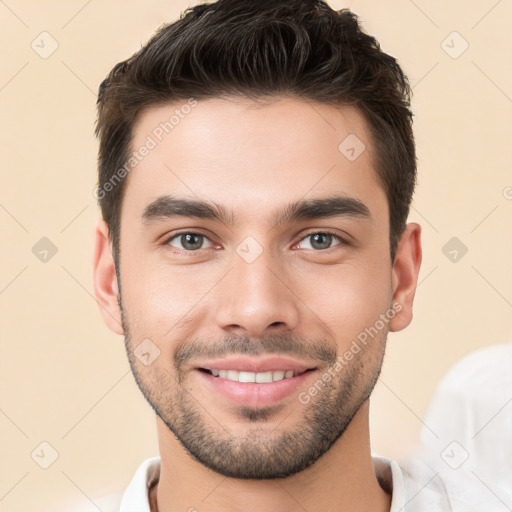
[119,456,160,512]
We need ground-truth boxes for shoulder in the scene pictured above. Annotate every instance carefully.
[373,453,452,511]
[398,447,512,511]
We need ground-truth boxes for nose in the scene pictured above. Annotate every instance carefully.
[213,248,300,339]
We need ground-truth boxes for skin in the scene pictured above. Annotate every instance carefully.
[93,96,422,512]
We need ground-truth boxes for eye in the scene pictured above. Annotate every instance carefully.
[165,232,214,251]
[295,231,345,251]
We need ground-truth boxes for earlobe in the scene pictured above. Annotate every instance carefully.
[92,219,124,335]
[389,222,422,332]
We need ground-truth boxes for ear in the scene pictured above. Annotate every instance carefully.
[389,222,422,332]
[92,218,124,335]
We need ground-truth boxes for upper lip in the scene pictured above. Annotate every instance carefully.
[194,356,317,373]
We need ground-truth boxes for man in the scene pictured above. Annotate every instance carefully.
[91,1,475,510]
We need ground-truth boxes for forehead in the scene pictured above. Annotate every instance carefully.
[122,96,387,226]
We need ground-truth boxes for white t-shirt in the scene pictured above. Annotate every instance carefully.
[91,449,509,511]
[107,453,486,512]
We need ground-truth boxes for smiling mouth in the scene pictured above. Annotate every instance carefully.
[198,368,312,383]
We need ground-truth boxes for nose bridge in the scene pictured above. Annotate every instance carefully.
[214,241,300,337]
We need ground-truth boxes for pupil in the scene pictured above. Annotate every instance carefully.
[311,233,331,250]
[182,233,202,250]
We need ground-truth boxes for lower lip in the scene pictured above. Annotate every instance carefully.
[195,369,316,408]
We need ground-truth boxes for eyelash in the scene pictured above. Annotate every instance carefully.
[161,229,349,253]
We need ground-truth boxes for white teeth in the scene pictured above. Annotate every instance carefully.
[239,371,256,383]
[208,369,300,383]
[272,370,285,381]
[256,371,273,383]
[226,370,238,381]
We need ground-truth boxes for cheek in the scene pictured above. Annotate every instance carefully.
[120,256,219,338]
[293,257,392,341]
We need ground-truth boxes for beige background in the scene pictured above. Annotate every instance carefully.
[1,1,511,511]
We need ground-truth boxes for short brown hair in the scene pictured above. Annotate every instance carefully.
[95,0,416,264]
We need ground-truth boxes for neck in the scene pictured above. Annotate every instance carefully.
[153,401,391,512]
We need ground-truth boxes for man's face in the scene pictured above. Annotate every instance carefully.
[108,97,409,479]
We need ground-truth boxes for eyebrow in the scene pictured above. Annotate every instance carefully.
[141,194,371,227]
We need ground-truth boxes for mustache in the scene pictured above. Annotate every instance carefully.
[174,334,338,371]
